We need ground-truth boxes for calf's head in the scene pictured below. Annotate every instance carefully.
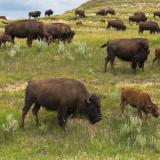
[146,103,159,118]
[4,34,11,42]
[85,94,102,124]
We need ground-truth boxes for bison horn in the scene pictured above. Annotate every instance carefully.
[86,97,91,104]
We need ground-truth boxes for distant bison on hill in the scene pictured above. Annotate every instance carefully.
[45,9,53,17]
[153,11,160,18]
[45,23,75,44]
[75,10,85,18]
[96,8,116,16]
[5,20,48,47]
[129,15,147,24]
[107,19,126,31]
[106,9,116,15]
[28,11,41,19]
[139,21,160,34]
[20,78,102,130]
[101,38,150,74]
[96,9,106,16]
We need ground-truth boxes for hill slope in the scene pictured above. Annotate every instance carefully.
[77,0,160,13]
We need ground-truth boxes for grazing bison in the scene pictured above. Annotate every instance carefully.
[45,23,75,44]
[152,48,160,66]
[139,21,160,34]
[154,11,160,18]
[28,11,41,19]
[45,9,53,17]
[134,12,146,17]
[101,38,150,74]
[20,78,102,130]
[107,19,126,31]
[75,10,85,18]
[96,9,106,16]
[0,16,7,20]
[129,15,147,24]
[0,33,11,47]
[5,20,48,47]
[106,9,116,15]
[120,87,159,119]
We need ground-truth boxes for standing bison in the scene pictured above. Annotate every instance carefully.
[96,8,115,16]
[45,23,75,44]
[96,9,106,16]
[5,20,48,47]
[120,87,159,119]
[139,21,160,34]
[107,19,126,31]
[75,10,85,18]
[129,15,147,24]
[20,78,102,130]
[45,9,53,17]
[28,11,41,19]
[154,11,160,18]
[101,38,150,74]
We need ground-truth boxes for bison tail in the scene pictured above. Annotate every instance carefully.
[100,41,109,48]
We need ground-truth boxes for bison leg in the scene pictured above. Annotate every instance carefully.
[120,98,128,117]
[32,103,41,126]
[104,56,110,72]
[11,36,15,44]
[152,57,157,67]
[58,108,68,131]
[20,101,34,128]
[110,57,115,74]
[137,108,143,119]
[131,59,137,74]
[138,62,144,71]
[27,38,33,47]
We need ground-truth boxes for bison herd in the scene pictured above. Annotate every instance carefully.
[0,7,160,132]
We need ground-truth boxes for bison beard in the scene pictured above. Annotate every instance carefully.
[20,78,102,131]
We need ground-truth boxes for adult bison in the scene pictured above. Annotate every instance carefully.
[101,38,150,74]
[154,11,160,18]
[28,11,41,19]
[120,87,159,119]
[129,15,147,24]
[96,9,106,16]
[45,9,53,17]
[107,19,126,31]
[75,10,85,18]
[45,23,75,44]
[5,20,48,47]
[139,21,160,34]
[20,78,102,130]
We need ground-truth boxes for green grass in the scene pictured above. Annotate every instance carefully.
[0,4,160,159]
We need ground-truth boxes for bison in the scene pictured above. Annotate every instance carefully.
[129,15,147,24]
[75,10,85,18]
[45,9,53,17]
[106,9,116,15]
[20,78,102,130]
[5,20,48,47]
[139,21,160,34]
[0,33,11,47]
[152,48,160,66]
[28,11,41,19]
[45,23,75,44]
[120,87,159,119]
[96,9,106,16]
[107,19,126,31]
[101,38,150,74]
[134,12,146,17]
[154,11,160,18]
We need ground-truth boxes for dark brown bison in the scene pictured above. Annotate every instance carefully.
[5,20,48,47]
[120,87,159,119]
[139,21,160,34]
[28,11,41,19]
[154,11,160,18]
[20,78,102,130]
[0,16,7,20]
[129,15,147,24]
[107,19,126,31]
[75,10,85,18]
[45,23,75,44]
[0,33,11,47]
[106,9,116,15]
[134,12,146,17]
[45,9,53,17]
[96,9,106,16]
[101,38,150,74]
[152,48,160,66]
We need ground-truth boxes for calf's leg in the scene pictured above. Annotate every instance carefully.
[32,103,41,126]
[104,56,110,72]
[58,108,68,131]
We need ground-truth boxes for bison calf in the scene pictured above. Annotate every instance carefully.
[152,48,160,66]
[20,78,102,130]
[120,87,159,119]
[0,33,11,47]
[107,19,126,31]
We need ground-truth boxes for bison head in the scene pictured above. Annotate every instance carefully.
[85,94,102,124]
[146,103,159,118]
[4,35,11,42]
